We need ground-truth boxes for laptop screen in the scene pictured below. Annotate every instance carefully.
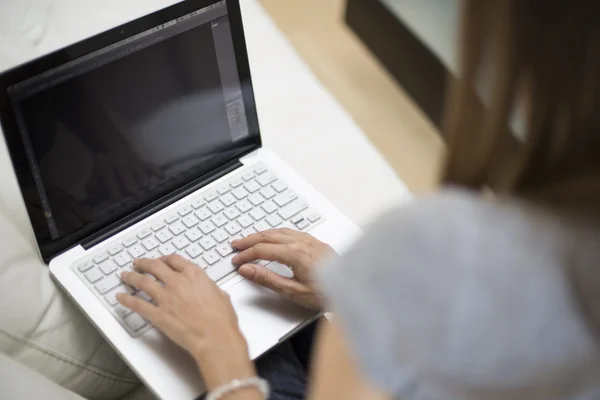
[3,0,259,259]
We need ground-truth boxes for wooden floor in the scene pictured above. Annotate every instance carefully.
[259,0,445,194]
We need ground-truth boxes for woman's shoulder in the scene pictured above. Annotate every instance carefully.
[319,188,600,399]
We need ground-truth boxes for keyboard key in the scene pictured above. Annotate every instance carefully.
[208,201,225,214]
[218,185,231,194]
[236,199,253,213]
[85,267,103,283]
[266,214,283,227]
[274,190,298,207]
[77,259,94,272]
[122,236,138,248]
[224,207,241,220]
[99,259,119,275]
[191,198,206,209]
[141,236,160,251]
[199,221,216,235]
[113,252,133,267]
[248,194,264,206]
[182,214,200,228]
[212,229,229,243]
[249,208,267,221]
[172,236,190,250]
[220,193,237,207]
[237,215,254,228]
[150,220,166,232]
[114,304,132,317]
[95,275,121,294]
[297,220,310,230]
[254,164,267,174]
[254,221,270,232]
[185,243,204,259]
[278,199,308,220]
[259,187,276,199]
[243,180,260,193]
[242,171,255,181]
[128,244,147,259]
[224,222,242,236]
[164,214,179,224]
[216,243,234,257]
[202,251,220,265]
[155,229,173,243]
[230,177,244,188]
[194,257,209,269]
[93,252,109,264]
[262,201,278,214]
[308,212,322,223]
[232,187,249,200]
[206,261,236,282]
[272,180,288,193]
[159,243,176,256]
[136,291,153,302]
[195,207,211,221]
[147,250,161,259]
[137,228,152,239]
[168,221,186,236]
[241,227,257,237]
[204,191,219,202]
[105,285,133,306]
[257,173,277,186]
[211,213,228,227]
[107,244,124,256]
[291,215,304,224]
[199,236,217,250]
[178,206,193,217]
[124,313,147,332]
[184,227,203,242]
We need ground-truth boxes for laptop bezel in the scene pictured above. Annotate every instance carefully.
[0,0,262,263]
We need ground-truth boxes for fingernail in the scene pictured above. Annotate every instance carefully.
[120,271,129,279]
[239,264,255,277]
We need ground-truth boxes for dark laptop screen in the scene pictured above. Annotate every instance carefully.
[4,1,258,257]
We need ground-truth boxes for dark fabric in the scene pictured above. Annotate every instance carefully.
[197,319,322,400]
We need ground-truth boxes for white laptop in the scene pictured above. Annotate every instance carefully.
[0,0,360,398]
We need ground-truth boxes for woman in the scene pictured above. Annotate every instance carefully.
[118,1,600,399]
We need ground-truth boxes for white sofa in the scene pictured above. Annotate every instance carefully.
[0,1,411,398]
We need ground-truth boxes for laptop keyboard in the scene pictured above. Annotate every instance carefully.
[72,163,324,337]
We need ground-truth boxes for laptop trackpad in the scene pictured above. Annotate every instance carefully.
[227,276,314,359]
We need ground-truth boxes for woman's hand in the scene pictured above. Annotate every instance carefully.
[116,255,257,392]
[231,228,336,311]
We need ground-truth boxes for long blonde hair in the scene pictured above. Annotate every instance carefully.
[443,1,600,210]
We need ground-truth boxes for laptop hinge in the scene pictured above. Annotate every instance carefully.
[81,159,243,251]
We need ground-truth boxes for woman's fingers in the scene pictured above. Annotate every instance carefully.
[161,254,200,274]
[231,229,298,250]
[121,271,165,302]
[134,258,177,283]
[238,264,304,297]
[232,243,298,266]
[116,292,160,320]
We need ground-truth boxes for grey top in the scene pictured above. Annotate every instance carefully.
[318,189,600,400]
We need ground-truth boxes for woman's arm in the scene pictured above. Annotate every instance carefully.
[308,320,390,400]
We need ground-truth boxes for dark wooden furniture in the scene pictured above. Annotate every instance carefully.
[346,0,448,131]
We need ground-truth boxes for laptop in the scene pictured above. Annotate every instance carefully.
[0,0,360,398]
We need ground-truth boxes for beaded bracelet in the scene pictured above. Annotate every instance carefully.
[206,376,270,400]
